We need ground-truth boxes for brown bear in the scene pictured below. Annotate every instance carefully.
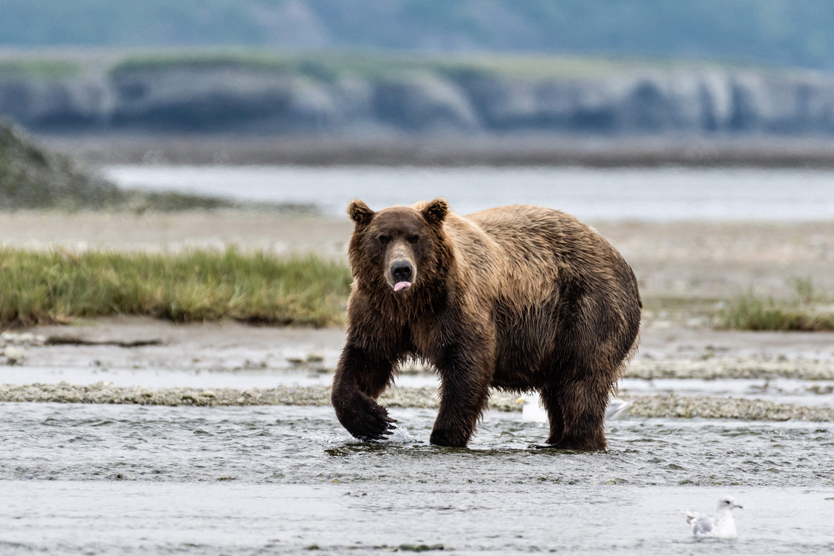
[331,199,641,450]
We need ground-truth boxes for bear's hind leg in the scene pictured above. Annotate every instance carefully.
[551,369,611,451]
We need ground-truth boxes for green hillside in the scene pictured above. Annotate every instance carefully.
[0,118,122,209]
[1,0,833,69]
[0,118,291,211]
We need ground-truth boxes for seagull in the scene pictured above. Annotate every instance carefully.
[605,398,632,421]
[516,392,548,422]
[515,393,632,423]
[686,496,743,539]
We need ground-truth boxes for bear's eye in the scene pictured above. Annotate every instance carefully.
[408,235,420,244]
[378,235,390,245]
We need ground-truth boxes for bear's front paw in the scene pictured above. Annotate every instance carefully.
[429,428,468,448]
[334,395,396,442]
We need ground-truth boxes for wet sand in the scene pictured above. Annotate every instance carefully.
[1,316,833,419]
[2,480,832,555]
[3,382,834,422]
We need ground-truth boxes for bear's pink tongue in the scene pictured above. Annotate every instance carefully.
[394,281,412,292]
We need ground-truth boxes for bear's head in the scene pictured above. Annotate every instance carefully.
[347,198,449,294]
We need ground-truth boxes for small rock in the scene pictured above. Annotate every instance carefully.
[4,346,25,363]
[397,544,444,552]
[17,332,35,343]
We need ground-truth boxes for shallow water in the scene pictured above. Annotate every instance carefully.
[104,165,834,221]
[1,482,832,555]
[1,403,833,554]
[3,403,833,487]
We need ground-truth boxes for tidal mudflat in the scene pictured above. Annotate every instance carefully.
[1,200,833,554]
[1,317,834,553]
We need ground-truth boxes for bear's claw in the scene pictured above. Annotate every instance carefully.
[344,401,396,442]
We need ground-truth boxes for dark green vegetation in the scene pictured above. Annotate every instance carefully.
[0,119,124,210]
[0,59,81,77]
[717,278,834,331]
[109,49,642,81]
[3,1,834,69]
[0,249,351,327]
[0,118,231,211]
[0,119,312,211]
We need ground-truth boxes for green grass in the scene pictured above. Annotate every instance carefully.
[2,117,315,213]
[0,60,81,78]
[717,278,834,331]
[110,51,291,75]
[0,249,352,328]
[109,49,731,83]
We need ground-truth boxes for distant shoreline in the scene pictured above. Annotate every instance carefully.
[42,133,834,168]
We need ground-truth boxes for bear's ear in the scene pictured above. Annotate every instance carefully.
[347,200,375,226]
[422,198,449,226]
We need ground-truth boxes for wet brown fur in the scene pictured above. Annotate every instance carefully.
[332,199,642,450]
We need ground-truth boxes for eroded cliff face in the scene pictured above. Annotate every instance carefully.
[3,64,834,135]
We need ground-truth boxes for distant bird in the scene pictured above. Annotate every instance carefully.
[686,496,743,539]
[605,398,632,421]
[516,393,548,422]
[516,393,632,423]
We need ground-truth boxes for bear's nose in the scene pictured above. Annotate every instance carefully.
[391,261,413,282]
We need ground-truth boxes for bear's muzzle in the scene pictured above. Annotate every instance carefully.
[390,260,413,291]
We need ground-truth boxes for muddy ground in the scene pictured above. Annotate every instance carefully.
[0,312,831,419]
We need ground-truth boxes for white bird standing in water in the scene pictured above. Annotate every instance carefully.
[515,393,632,423]
[686,496,743,539]
[516,392,548,422]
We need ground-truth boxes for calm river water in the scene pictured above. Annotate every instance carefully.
[104,165,834,221]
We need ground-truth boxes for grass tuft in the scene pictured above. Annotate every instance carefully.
[0,60,81,78]
[717,281,834,332]
[0,249,352,328]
